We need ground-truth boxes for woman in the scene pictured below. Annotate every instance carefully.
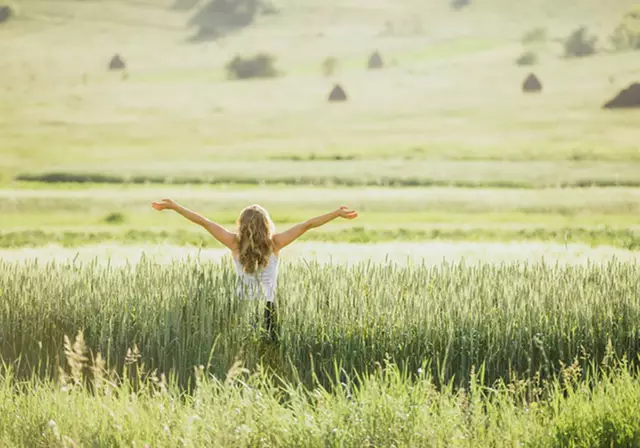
[152,199,358,338]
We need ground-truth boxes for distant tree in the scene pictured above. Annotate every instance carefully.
[226,53,279,80]
[322,57,338,77]
[610,5,640,51]
[564,26,598,58]
[0,5,12,23]
[450,0,471,11]
[190,0,278,41]
[522,27,548,45]
[261,0,279,15]
[516,51,538,66]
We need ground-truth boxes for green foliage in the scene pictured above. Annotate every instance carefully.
[225,53,279,79]
[103,212,125,224]
[516,50,538,66]
[2,260,640,390]
[564,27,598,58]
[189,0,270,40]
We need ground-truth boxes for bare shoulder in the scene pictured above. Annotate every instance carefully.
[271,236,281,254]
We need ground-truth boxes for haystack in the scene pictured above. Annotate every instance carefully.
[522,73,542,93]
[603,83,640,109]
[0,5,12,23]
[367,51,384,69]
[328,84,347,102]
[108,54,126,71]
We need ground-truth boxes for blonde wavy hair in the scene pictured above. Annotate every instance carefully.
[236,204,275,274]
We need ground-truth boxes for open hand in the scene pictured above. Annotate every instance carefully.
[152,198,176,211]
[337,206,358,220]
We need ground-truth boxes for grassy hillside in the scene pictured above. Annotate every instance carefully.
[1,0,639,183]
[1,0,639,251]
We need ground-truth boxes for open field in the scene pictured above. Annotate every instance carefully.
[2,0,640,445]
[1,0,639,184]
[3,184,640,249]
[1,0,638,250]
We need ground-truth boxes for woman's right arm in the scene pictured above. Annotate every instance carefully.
[152,198,237,250]
[273,206,358,252]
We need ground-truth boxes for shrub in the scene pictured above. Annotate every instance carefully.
[260,0,279,15]
[103,212,125,224]
[322,57,338,77]
[522,27,548,45]
[450,0,471,11]
[516,50,538,66]
[610,6,640,51]
[225,53,279,80]
[189,0,277,41]
[564,26,598,58]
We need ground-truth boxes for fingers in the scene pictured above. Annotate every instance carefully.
[339,206,358,219]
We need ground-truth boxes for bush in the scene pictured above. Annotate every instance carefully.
[610,6,640,51]
[450,0,471,11]
[564,26,598,58]
[516,50,538,66]
[189,0,278,41]
[522,27,548,45]
[260,0,279,15]
[225,53,279,80]
[103,212,125,224]
[322,56,338,77]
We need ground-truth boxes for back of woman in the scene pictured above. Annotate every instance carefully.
[152,199,358,339]
[234,205,278,302]
[234,253,279,302]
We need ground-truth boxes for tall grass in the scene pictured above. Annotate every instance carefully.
[1,349,640,447]
[1,259,639,389]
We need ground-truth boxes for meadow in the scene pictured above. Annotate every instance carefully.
[2,259,640,446]
[2,0,639,251]
[2,0,640,445]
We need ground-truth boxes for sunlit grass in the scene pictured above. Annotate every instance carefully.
[2,258,639,388]
[1,354,639,447]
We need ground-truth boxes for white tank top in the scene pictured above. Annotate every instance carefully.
[233,254,279,302]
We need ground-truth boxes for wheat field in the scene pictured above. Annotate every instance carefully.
[2,0,640,445]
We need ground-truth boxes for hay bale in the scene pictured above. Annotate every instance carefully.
[108,54,126,71]
[0,5,12,23]
[522,73,542,93]
[603,83,640,109]
[328,84,347,102]
[367,51,384,70]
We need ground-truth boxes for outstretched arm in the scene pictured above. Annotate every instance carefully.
[273,206,358,252]
[152,199,237,250]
